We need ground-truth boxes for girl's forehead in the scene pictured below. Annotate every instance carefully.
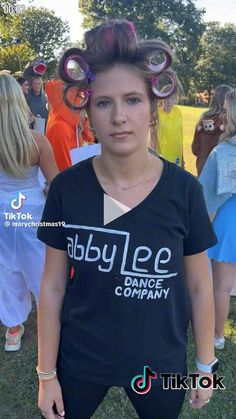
[91,65,147,95]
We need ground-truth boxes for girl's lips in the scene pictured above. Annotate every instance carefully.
[110,132,131,139]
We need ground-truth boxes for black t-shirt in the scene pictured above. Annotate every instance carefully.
[37,157,217,386]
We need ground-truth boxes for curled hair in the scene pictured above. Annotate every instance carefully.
[0,74,35,177]
[58,19,178,112]
[220,89,236,142]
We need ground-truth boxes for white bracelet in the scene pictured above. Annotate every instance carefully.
[36,366,57,380]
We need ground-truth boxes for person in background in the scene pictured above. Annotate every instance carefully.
[37,20,217,419]
[192,84,233,175]
[28,76,48,122]
[16,76,29,101]
[0,74,58,352]
[17,76,35,126]
[199,89,236,350]
[151,87,184,168]
[45,79,94,171]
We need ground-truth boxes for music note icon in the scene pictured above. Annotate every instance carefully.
[131,366,157,395]
[11,192,26,210]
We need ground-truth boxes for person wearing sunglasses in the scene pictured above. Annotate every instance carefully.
[37,20,217,419]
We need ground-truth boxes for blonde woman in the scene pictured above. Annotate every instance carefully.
[0,74,58,351]
[199,89,236,350]
[192,84,233,175]
[155,87,184,168]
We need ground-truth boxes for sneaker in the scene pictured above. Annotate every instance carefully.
[4,325,25,352]
[214,337,225,349]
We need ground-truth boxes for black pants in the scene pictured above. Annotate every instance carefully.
[54,372,185,419]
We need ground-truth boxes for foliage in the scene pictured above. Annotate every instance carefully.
[0,5,69,74]
[0,43,34,73]
[0,0,17,18]
[195,22,236,91]
[78,0,206,92]
[12,7,70,61]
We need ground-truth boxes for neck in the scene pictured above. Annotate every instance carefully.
[95,147,152,184]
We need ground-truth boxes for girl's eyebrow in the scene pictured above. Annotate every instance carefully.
[91,91,145,101]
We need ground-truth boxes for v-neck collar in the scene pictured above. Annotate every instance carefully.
[87,156,169,221]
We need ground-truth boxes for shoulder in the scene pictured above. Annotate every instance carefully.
[27,91,33,100]
[209,142,225,156]
[166,160,200,191]
[173,106,182,116]
[50,158,91,189]
[31,130,53,153]
[31,130,49,145]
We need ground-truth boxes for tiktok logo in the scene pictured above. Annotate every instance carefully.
[131,366,157,395]
[11,192,26,210]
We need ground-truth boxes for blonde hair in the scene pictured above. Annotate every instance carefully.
[0,74,35,177]
[220,89,236,142]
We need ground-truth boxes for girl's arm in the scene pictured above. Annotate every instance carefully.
[191,124,202,157]
[32,130,59,183]
[184,251,215,409]
[38,246,69,418]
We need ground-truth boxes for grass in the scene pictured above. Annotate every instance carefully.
[179,105,205,176]
[0,105,236,419]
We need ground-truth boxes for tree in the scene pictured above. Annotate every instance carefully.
[195,22,236,92]
[0,0,18,17]
[12,7,70,61]
[0,43,34,73]
[78,0,205,92]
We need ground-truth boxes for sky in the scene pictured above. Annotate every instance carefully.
[25,0,236,42]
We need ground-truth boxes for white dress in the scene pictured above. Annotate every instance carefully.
[0,166,45,327]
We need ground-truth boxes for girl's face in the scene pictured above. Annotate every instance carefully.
[89,64,151,156]
[31,78,42,95]
[161,96,176,113]
[22,80,29,95]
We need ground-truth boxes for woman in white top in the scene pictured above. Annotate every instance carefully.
[0,74,58,351]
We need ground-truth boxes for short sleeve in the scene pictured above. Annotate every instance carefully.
[183,179,217,256]
[37,177,67,250]
[199,151,232,214]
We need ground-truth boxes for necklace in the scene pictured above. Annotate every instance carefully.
[111,158,153,191]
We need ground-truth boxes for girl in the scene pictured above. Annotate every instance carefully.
[0,74,58,351]
[192,84,232,175]
[37,20,217,419]
[199,89,236,350]
[154,88,184,167]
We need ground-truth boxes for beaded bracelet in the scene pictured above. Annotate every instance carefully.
[36,366,57,380]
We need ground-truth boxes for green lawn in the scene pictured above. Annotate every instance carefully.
[0,106,235,419]
[179,104,207,176]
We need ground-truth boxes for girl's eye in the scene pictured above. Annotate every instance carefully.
[127,97,141,104]
[96,100,110,107]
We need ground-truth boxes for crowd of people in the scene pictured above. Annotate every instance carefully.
[0,18,235,419]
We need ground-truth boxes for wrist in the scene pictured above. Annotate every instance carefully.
[36,366,57,381]
[196,358,219,374]
[39,375,58,383]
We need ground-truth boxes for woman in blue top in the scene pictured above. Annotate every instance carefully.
[199,89,236,350]
[37,20,217,419]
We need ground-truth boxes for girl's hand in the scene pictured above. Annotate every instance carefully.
[38,378,65,419]
[189,371,213,409]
